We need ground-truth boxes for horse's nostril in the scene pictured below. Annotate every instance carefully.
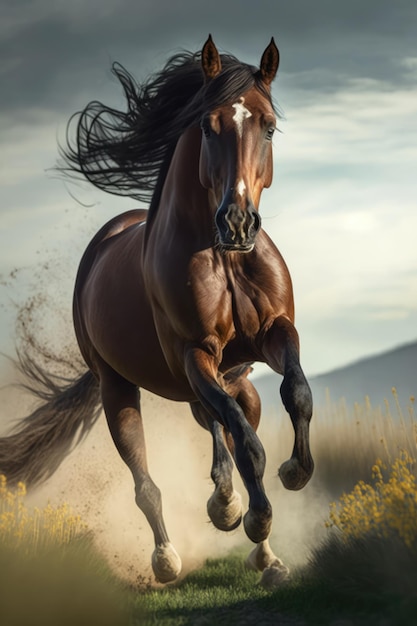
[215,203,261,250]
[215,208,227,231]
[250,209,261,233]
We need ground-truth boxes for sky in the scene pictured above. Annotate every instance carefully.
[1,0,416,378]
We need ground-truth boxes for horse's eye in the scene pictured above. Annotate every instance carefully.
[266,126,275,141]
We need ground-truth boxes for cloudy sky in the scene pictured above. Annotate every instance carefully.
[1,0,416,379]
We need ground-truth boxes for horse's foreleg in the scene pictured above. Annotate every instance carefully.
[228,374,289,584]
[99,366,181,583]
[185,346,272,543]
[190,402,242,531]
[262,316,314,490]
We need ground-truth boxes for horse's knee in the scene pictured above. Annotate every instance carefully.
[279,370,314,490]
[280,368,312,420]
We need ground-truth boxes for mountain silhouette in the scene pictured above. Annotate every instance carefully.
[254,340,417,412]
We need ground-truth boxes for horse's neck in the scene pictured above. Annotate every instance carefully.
[160,127,212,219]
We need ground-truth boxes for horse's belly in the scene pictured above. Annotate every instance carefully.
[99,330,195,401]
[86,293,195,400]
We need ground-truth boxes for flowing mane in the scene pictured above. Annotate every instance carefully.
[60,50,277,212]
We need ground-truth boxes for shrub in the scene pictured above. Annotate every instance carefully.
[327,451,417,548]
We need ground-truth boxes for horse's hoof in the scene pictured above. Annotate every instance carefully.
[278,457,313,491]
[243,507,272,544]
[152,542,182,583]
[245,540,285,572]
[207,489,242,531]
[260,564,290,590]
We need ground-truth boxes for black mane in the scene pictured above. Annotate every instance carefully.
[60,50,277,209]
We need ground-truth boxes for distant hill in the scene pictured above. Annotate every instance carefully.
[253,340,417,411]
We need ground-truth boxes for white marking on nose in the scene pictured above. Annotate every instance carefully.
[236,179,246,197]
[232,97,252,138]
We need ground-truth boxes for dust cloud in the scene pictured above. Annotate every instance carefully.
[0,356,330,584]
[32,392,245,582]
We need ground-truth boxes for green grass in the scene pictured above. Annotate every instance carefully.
[129,546,417,625]
[131,556,274,625]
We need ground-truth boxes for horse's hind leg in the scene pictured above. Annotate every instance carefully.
[98,364,181,583]
[190,402,242,531]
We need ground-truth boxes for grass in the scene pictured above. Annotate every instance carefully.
[305,534,417,624]
[1,389,417,625]
[131,556,273,625]
[130,545,417,625]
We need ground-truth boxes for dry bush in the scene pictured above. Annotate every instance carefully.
[309,388,416,497]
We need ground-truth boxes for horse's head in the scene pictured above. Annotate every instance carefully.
[199,36,279,253]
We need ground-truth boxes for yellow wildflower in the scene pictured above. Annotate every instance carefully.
[0,474,87,552]
[327,451,417,549]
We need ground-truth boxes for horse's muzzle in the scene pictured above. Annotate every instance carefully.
[215,203,261,252]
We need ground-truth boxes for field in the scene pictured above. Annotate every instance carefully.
[1,386,416,625]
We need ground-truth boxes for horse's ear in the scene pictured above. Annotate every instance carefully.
[201,34,222,81]
[259,38,279,86]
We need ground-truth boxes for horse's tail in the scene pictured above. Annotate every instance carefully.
[0,351,102,488]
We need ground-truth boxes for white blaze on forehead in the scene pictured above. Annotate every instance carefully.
[232,97,252,137]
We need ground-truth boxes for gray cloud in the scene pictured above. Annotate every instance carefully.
[1,0,416,118]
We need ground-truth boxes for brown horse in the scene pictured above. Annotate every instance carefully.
[0,36,313,585]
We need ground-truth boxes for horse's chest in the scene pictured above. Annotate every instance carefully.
[190,263,270,343]
[229,286,265,339]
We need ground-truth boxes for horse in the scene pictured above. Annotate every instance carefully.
[0,36,313,586]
